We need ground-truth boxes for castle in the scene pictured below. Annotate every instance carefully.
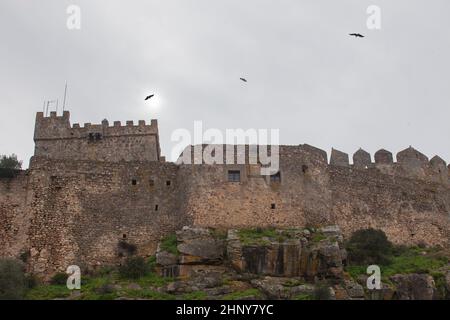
[1,111,449,276]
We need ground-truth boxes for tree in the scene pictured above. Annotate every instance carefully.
[346,228,393,265]
[0,259,26,300]
[0,154,22,169]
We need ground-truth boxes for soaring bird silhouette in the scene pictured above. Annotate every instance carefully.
[145,94,155,101]
[349,33,365,38]
[240,78,247,83]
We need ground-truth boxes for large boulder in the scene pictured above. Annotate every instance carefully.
[176,227,225,265]
[227,227,346,279]
[391,274,436,300]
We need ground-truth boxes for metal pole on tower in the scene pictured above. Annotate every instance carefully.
[63,81,68,112]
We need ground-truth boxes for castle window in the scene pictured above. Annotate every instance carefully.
[271,203,276,210]
[155,205,159,211]
[94,132,102,140]
[302,165,309,174]
[270,172,281,183]
[149,179,155,186]
[122,234,127,239]
[166,180,171,186]
[228,170,241,182]
[132,179,137,185]
[88,133,94,141]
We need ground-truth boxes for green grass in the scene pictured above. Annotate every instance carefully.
[134,272,175,288]
[182,291,208,300]
[26,285,71,300]
[346,246,449,280]
[160,234,179,256]
[293,293,313,300]
[381,247,448,277]
[237,228,279,245]
[312,233,327,243]
[282,279,305,287]
[222,288,262,300]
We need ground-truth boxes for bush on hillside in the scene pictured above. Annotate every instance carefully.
[346,228,393,265]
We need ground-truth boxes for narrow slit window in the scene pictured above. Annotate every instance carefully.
[155,205,159,211]
[132,179,137,185]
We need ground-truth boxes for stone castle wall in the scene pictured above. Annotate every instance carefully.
[0,111,449,276]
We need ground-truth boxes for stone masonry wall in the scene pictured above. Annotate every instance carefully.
[23,157,185,276]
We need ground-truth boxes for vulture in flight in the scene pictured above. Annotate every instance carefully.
[145,94,155,101]
[349,33,365,38]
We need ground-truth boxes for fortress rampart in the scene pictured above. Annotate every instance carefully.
[0,111,449,276]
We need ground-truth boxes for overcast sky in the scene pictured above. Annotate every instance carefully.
[1,0,449,167]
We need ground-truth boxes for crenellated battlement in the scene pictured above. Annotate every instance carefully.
[34,111,161,162]
[329,146,449,185]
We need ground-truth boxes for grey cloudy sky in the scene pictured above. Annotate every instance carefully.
[1,0,449,167]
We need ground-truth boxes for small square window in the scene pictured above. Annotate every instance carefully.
[271,203,276,210]
[166,180,171,186]
[228,170,241,182]
[149,179,155,186]
[132,179,137,185]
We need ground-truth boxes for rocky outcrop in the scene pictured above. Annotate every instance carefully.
[390,274,436,300]
[153,226,449,300]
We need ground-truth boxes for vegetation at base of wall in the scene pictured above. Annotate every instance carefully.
[222,288,262,300]
[118,257,149,280]
[0,258,26,300]
[50,273,68,286]
[160,234,179,256]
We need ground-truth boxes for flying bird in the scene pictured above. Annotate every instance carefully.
[349,33,365,38]
[145,94,155,101]
[240,78,247,83]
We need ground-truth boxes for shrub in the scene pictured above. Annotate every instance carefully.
[50,273,68,286]
[0,258,26,300]
[160,234,179,256]
[346,228,393,265]
[24,274,39,289]
[118,257,149,279]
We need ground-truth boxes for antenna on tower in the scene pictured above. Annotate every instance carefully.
[63,81,68,112]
